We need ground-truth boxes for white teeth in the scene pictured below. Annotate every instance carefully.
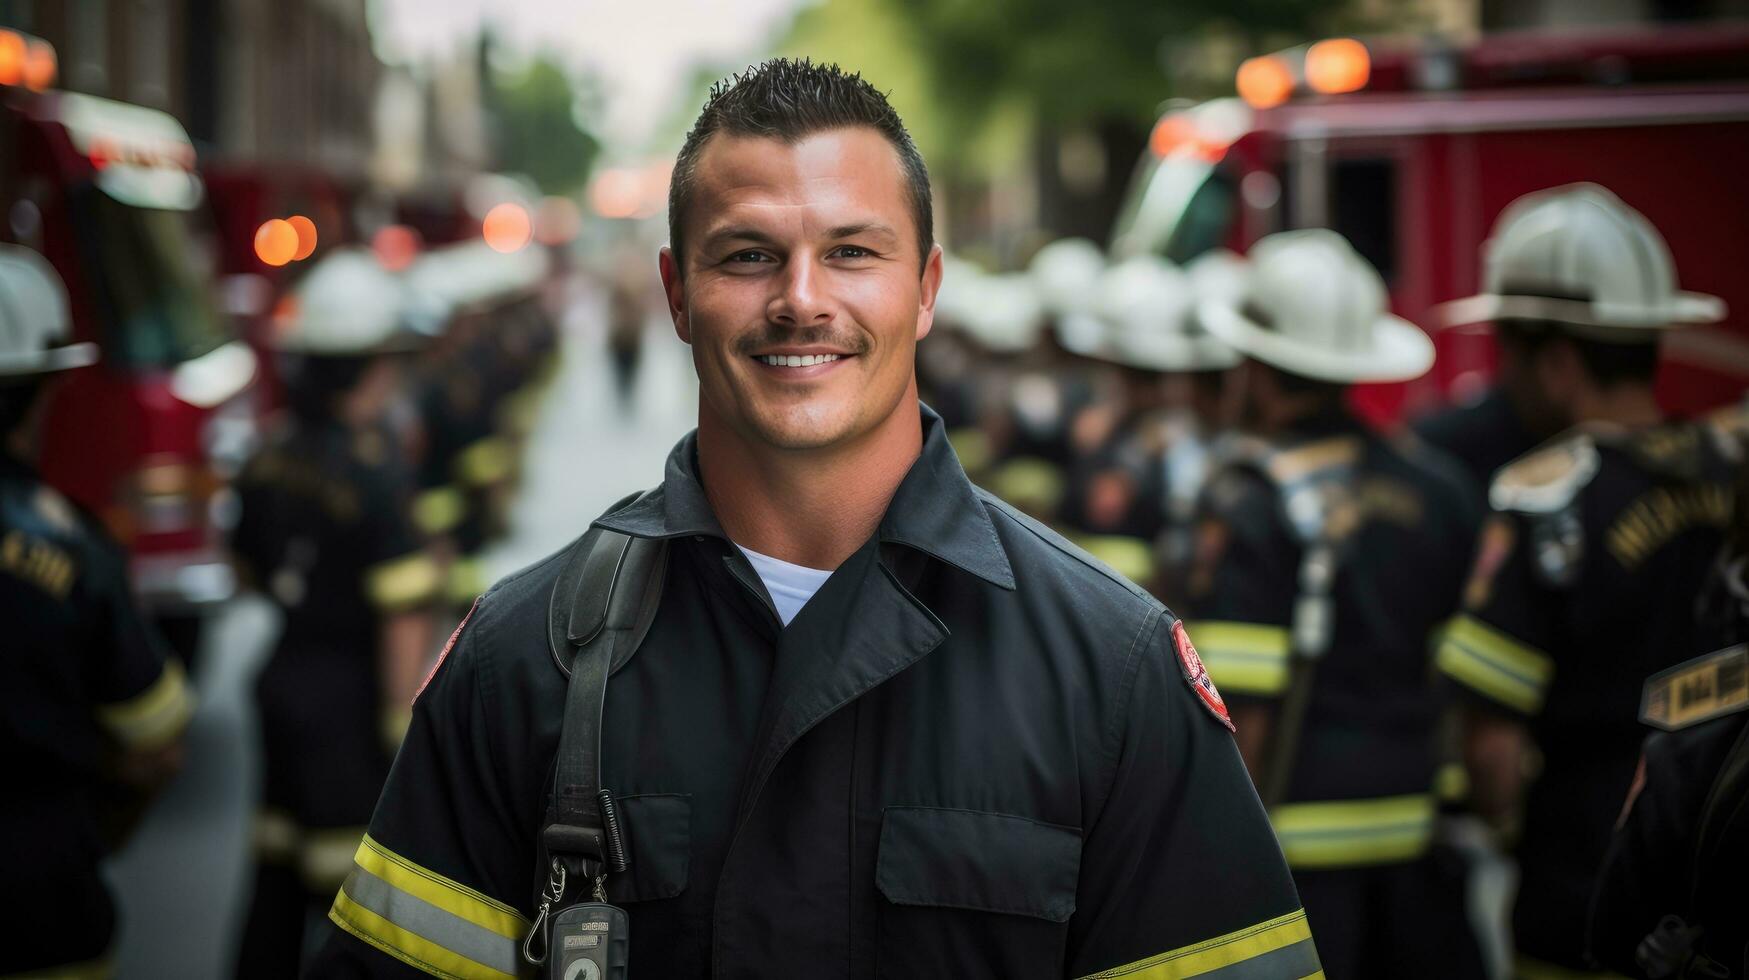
[757,353,841,367]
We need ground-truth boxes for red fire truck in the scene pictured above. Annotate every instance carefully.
[0,31,256,650]
[1112,22,1749,424]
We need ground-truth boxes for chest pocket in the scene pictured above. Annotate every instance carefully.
[604,793,690,904]
[875,805,1081,978]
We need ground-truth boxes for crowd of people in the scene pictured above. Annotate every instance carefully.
[918,184,1748,978]
[1,236,563,977]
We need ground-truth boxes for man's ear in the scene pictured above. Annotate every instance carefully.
[915,243,944,342]
[659,247,689,344]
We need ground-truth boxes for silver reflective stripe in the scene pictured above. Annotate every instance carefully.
[1193,936,1323,980]
[341,861,522,976]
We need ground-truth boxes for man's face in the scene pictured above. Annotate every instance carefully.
[661,127,942,452]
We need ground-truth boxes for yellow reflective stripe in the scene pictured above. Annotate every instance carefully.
[499,387,542,437]
[1072,534,1155,586]
[301,826,367,893]
[1270,794,1435,869]
[1076,908,1315,979]
[1190,621,1292,695]
[253,808,300,862]
[455,437,514,487]
[988,457,1065,512]
[95,660,194,750]
[1435,762,1469,803]
[1437,614,1554,714]
[0,955,114,979]
[330,890,515,980]
[947,426,993,475]
[352,835,526,941]
[1514,954,1630,980]
[367,552,442,610]
[447,555,488,607]
[413,485,467,535]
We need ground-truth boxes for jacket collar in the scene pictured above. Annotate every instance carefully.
[595,403,1015,591]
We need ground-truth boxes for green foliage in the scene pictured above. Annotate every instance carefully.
[886,0,1333,125]
[490,57,600,195]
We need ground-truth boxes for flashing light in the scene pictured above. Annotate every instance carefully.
[0,31,24,87]
[1306,38,1370,95]
[1236,55,1294,110]
[1150,116,1191,158]
[287,215,318,261]
[482,202,532,253]
[1148,115,1233,163]
[254,219,298,267]
[372,224,421,271]
[23,39,55,91]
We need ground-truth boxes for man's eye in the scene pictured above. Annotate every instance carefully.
[831,245,873,260]
[727,251,771,264]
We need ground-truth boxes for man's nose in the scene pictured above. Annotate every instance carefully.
[768,256,834,327]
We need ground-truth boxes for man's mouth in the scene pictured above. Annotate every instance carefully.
[754,353,845,368]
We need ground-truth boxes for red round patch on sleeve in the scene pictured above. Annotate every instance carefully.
[1173,620,1235,732]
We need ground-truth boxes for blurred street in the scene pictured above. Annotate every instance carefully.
[102,288,693,979]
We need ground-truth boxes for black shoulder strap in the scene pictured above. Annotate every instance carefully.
[539,492,670,885]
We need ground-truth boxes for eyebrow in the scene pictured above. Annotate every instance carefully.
[826,222,900,242]
[698,222,902,251]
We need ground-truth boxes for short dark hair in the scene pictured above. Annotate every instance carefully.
[281,353,371,423]
[1499,320,1661,388]
[1262,362,1347,403]
[667,58,933,272]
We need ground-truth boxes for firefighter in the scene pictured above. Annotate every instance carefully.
[979,237,1110,520]
[1588,409,1748,979]
[1054,253,1239,591]
[1434,184,1737,978]
[1410,321,1553,492]
[311,58,1316,979]
[231,248,441,977]
[1187,228,1487,978]
[404,243,547,609]
[0,245,194,977]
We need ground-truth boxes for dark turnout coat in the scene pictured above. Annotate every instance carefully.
[310,406,1314,980]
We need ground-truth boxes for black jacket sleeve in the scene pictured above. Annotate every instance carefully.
[1182,469,1298,701]
[1065,613,1318,979]
[307,595,538,980]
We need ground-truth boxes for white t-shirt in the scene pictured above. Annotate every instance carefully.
[735,544,834,626]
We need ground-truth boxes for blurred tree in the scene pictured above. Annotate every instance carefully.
[888,0,1334,132]
[770,0,1356,249]
[489,56,601,195]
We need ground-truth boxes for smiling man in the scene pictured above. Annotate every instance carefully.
[309,59,1314,980]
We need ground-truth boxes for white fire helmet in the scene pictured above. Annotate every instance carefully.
[1439,183,1725,340]
[272,247,423,356]
[0,246,97,377]
[1199,228,1433,384]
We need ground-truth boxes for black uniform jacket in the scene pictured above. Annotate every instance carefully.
[1410,386,1541,493]
[1589,709,1749,977]
[1437,419,1738,969]
[0,454,193,973]
[310,406,1315,980]
[1184,410,1480,869]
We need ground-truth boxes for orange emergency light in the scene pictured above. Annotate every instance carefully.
[1306,38,1371,95]
[1237,55,1295,110]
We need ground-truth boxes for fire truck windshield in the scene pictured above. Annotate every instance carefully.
[1110,153,1238,265]
[69,184,227,369]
